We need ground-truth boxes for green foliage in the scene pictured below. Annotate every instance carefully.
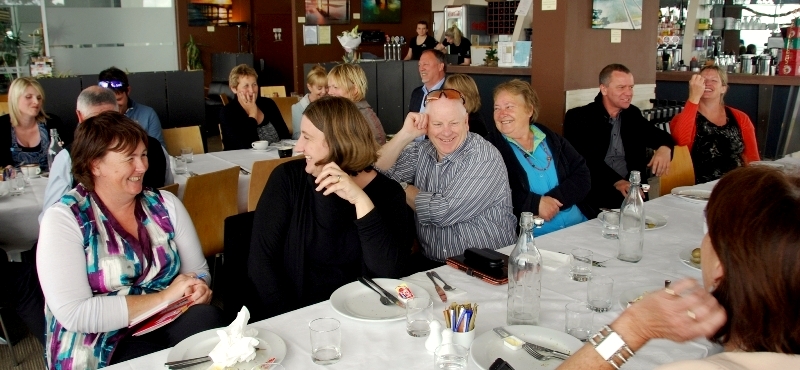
[185,35,203,71]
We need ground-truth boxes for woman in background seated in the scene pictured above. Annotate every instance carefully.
[670,65,759,183]
[557,166,800,370]
[444,74,488,137]
[435,25,472,65]
[326,63,386,144]
[0,77,70,170]
[38,111,222,369]
[220,64,291,150]
[291,65,327,140]
[249,96,412,320]
[488,79,590,234]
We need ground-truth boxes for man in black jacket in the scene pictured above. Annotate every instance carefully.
[563,64,673,216]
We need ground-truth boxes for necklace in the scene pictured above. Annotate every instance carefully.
[508,138,552,171]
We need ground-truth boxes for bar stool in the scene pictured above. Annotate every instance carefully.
[0,306,19,366]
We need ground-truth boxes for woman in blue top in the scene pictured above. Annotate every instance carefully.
[487,79,591,235]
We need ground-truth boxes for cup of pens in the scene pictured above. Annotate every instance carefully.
[443,302,477,349]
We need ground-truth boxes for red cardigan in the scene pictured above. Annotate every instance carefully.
[669,101,760,164]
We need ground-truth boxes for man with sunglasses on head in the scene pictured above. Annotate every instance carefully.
[377,88,517,272]
[98,67,165,147]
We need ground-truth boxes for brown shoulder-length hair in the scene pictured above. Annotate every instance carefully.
[302,96,379,175]
[706,166,800,353]
[72,111,149,191]
[493,79,541,123]
[444,74,480,114]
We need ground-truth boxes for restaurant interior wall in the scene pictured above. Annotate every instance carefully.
[531,0,658,133]
[291,0,432,94]
[252,1,294,93]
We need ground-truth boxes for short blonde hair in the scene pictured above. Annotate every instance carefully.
[444,74,480,113]
[327,63,367,102]
[8,77,49,127]
[228,64,258,90]
[493,79,541,123]
[307,65,328,87]
[444,26,463,46]
[303,96,379,175]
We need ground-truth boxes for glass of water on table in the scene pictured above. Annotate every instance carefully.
[309,317,341,365]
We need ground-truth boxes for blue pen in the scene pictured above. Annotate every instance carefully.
[196,273,208,280]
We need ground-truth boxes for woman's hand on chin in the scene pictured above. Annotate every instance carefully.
[315,162,375,218]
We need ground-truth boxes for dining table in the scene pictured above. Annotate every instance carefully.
[0,175,48,261]
[104,184,720,370]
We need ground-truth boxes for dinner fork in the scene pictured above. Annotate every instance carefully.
[523,345,552,361]
[357,277,393,306]
[430,271,454,291]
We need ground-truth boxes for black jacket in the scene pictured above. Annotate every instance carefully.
[220,97,291,150]
[563,93,674,216]
[487,123,592,220]
[408,86,424,115]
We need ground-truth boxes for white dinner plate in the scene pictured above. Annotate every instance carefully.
[679,247,702,271]
[329,278,429,322]
[251,147,275,153]
[166,326,286,370]
[671,186,711,204]
[618,286,663,311]
[645,213,667,230]
[470,326,583,370]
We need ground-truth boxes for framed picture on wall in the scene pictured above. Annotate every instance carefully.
[362,0,401,24]
[305,0,351,25]
[188,0,233,27]
[591,0,643,30]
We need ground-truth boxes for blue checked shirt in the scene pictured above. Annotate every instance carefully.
[380,133,517,262]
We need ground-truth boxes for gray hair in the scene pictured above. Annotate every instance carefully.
[77,86,118,116]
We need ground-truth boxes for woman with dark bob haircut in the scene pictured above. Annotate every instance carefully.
[556,166,800,369]
[248,96,414,320]
[38,111,222,369]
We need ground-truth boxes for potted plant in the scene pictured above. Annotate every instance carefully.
[185,35,202,71]
[484,48,499,67]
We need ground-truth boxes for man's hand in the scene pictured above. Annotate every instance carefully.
[648,146,672,177]
[404,184,420,211]
[398,112,428,141]
[615,179,630,197]
[538,196,563,221]
[687,74,706,104]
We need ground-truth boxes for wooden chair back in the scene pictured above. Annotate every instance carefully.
[220,94,229,106]
[0,102,8,116]
[270,96,300,135]
[218,124,224,150]
[182,166,240,257]
[260,86,286,98]
[163,126,204,157]
[158,183,179,196]
[659,145,695,196]
[248,156,301,212]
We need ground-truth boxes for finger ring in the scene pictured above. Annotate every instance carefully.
[337,175,342,183]
[687,310,697,320]
[665,288,677,296]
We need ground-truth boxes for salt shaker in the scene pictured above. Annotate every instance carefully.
[425,321,443,353]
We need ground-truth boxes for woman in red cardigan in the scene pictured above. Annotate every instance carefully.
[669,65,759,183]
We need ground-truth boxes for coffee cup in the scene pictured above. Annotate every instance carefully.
[252,141,269,150]
[20,164,41,178]
[278,146,294,158]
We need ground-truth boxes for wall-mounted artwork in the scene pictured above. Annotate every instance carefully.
[592,0,643,30]
[362,0,401,24]
[188,0,233,27]
[305,0,350,25]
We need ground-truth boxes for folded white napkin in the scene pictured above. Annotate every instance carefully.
[208,307,259,367]
[539,249,570,271]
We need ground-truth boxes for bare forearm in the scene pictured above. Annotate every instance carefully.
[125,292,169,324]
[376,131,415,171]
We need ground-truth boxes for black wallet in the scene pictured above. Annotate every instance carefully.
[445,248,509,285]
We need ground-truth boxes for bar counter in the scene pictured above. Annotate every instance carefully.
[447,65,532,76]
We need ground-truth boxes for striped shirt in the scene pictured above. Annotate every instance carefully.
[381,133,517,261]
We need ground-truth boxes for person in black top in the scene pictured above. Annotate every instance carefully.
[404,21,438,61]
[248,96,413,320]
[219,64,291,150]
[436,25,472,65]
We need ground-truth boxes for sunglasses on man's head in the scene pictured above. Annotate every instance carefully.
[98,80,127,89]
[424,88,466,107]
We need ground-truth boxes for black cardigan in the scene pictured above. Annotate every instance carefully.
[247,160,413,319]
[563,93,674,216]
[487,123,592,220]
[1,113,72,169]
[219,96,291,150]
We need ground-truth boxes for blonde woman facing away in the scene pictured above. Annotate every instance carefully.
[291,65,327,139]
[327,63,386,144]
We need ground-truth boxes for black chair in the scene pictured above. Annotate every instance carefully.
[221,211,267,323]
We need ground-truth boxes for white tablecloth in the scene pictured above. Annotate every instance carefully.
[105,192,718,370]
[0,176,48,260]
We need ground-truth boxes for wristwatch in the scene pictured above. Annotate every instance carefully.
[589,325,634,370]
[399,181,408,190]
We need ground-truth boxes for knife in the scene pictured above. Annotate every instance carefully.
[425,271,448,302]
[363,276,405,309]
[492,327,570,360]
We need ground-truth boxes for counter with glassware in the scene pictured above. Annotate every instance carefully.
[656,70,800,85]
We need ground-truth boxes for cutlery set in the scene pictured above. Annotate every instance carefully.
[493,327,571,362]
[357,276,405,308]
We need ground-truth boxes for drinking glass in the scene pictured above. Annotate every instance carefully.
[174,156,188,175]
[587,275,614,312]
[309,317,341,365]
[599,211,619,239]
[180,147,193,163]
[406,296,433,337]
[565,301,594,341]
[570,248,592,282]
[433,343,468,369]
[10,170,24,196]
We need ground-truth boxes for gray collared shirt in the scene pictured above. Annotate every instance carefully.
[379,133,517,262]
[605,115,628,178]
